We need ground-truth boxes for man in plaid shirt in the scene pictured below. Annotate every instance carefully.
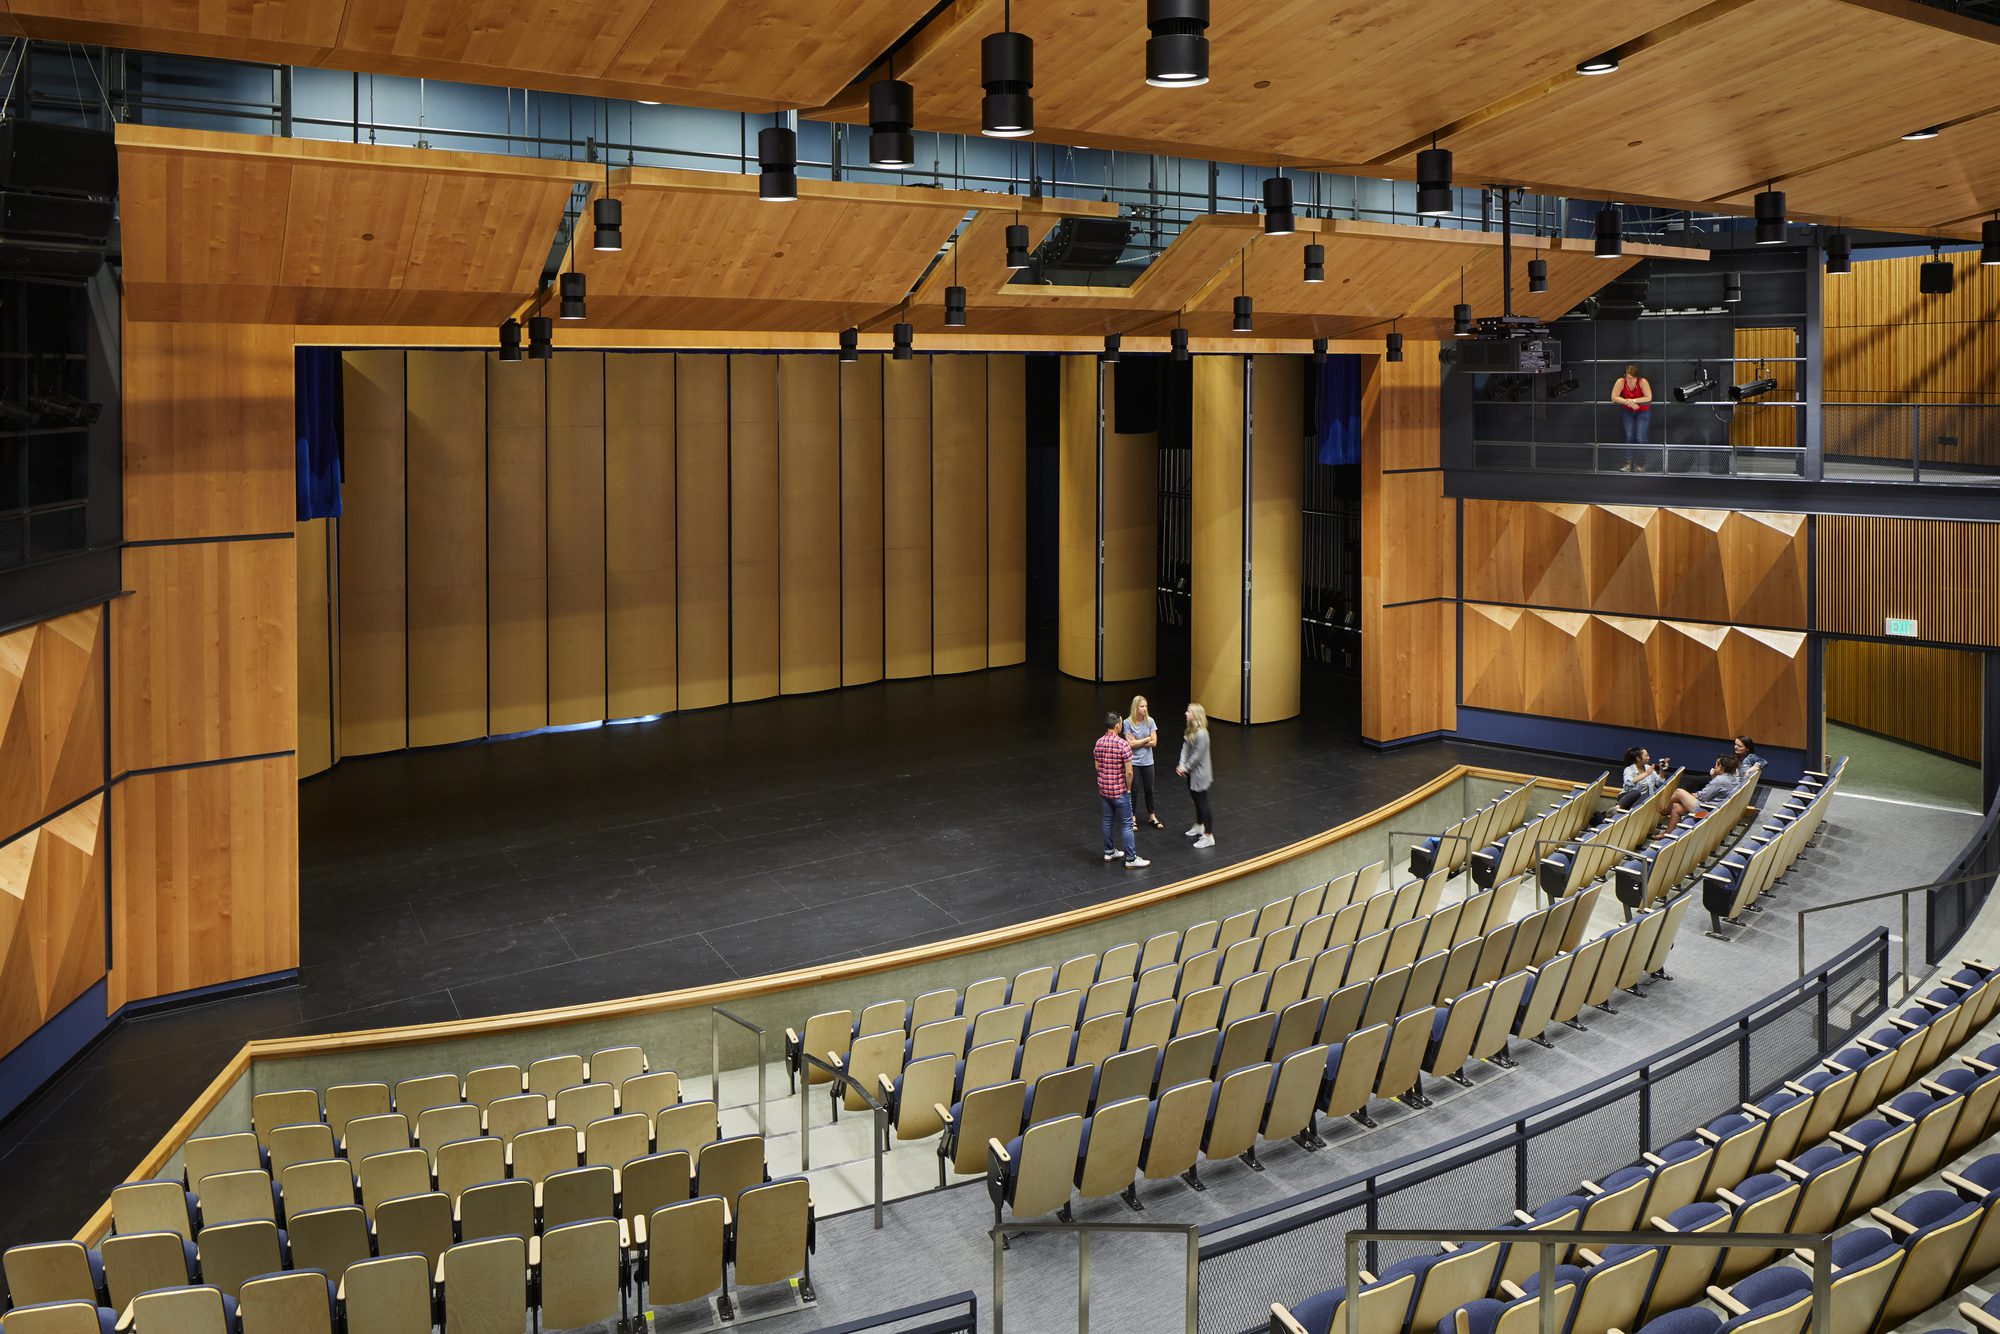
[1093,712,1150,869]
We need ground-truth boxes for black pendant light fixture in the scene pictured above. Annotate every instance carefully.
[528,315,554,360]
[1144,0,1209,86]
[1722,271,1743,303]
[1452,268,1471,336]
[1302,241,1325,283]
[593,156,622,251]
[1103,333,1122,363]
[868,53,916,168]
[1386,327,1404,363]
[758,118,799,201]
[944,241,968,326]
[1826,229,1853,275]
[1527,257,1548,293]
[892,319,915,360]
[559,271,586,320]
[1170,316,1190,362]
[1004,215,1031,270]
[1983,214,2000,267]
[1415,139,1453,217]
[1312,337,1328,367]
[1233,251,1253,332]
[1262,171,1295,235]
[497,318,523,362]
[839,327,860,362]
[981,0,1034,138]
[1753,184,1786,245]
[1594,203,1623,258]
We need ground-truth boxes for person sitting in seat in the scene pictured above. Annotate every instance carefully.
[1732,735,1765,775]
[1657,754,1743,833]
[1617,746,1667,809]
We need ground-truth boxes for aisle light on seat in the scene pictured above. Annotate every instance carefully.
[1144,0,1210,86]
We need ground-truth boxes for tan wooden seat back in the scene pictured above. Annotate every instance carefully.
[238,1269,333,1334]
[961,977,1009,1021]
[1077,1097,1147,1201]
[285,1204,370,1282]
[1640,1143,1712,1222]
[1252,897,1290,938]
[1406,949,1449,1012]
[1011,965,1055,1006]
[435,1136,505,1203]
[1347,927,1390,983]
[1015,1026,1073,1087]
[654,1100,721,1160]
[461,1066,525,1111]
[1264,1044,1330,1142]
[693,1134,765,1209]
[733,1178,812,1290]
[540,1165,616,1230]
[1269,998,1325,1066]
[1222,973,1271,1028]
[911,988,958,1030]
[1030,988,1083,1033]
[1257,924,1301,972]
[909,1018,966,1062]
[1005,1115,1083,1220]
[1360,964,1412,1030]
[392,1074,460,1121]
[1376,1006,1435,1098]
[1095,1047,1156,1109]
[1056,954,1098,995]
[1643,1206,1729,1317]
[101,1232,193,1312]
[5,1305,105,1334]
[583,1112,650,1171]
[1295,913,1335,961]
[1513,955,1572,1043]
[1201,1064,1267,1161]
[1217,1012,1277,1078]
[1471,922,1518,987]
[371,1192,452,1268]
[340,1256,431,1334]
[1304,945,1350,1001]
[2,1242,96,1308]
[587,1045,646,1090]
[856,999,906,1039]
[552,1083,616,1131]
[182,1134,260,1192]
[1175,985,1224,1037]
[195,1169,276,1226]
[1439,937,1483,1001]
[971,1002,1027,1050]
[540,1219,621,1331]
[131,1287,232,1334]
[357,1148,431,1219]
[511,1124,579,1185]
[1072,1013,1124,1069]
[527,1055,586,1099]
[250,1090,321,1147]
[1472,971,1531,1064]
[1321,1021,1390,1119]
[195,1219,282,1299]
[620,1070,681,1126]
[621,1152,693,1223]
[949,1082,1025,1175]
[1427,984,1490,1079]
[1718,1180,1800,1282]
[1026,1065,1093,1127]
[1158,1029,1217,1092]
[1175,950,1220,998]
[1123,1000,1174,1053]
[414,1103,482,1161]
[892,1055,957,1140]
[458,1179,533,1243]
[1563,1246,1653,1334]
[278,1159,355,1221]
[1319,981,1369,1045]
[1419,901,1464,957]
[645,1198,725,1308]
[842,1030,906,1112]
[1216,938,1261,991]
[441,1237,527,1334]
[1551,938,1605,1027]
[1134,963,1177,1008]
[1266,958,1312,1016]
[1140,1077,1211,1180]
[1099,942,1141,980]
[1181,920,1220,957]
[340,1114,411,1164]
[1327,903,1366,951]
[1288,886,1325,926]
[1586,923,1640,1008]
[1383,917,1428,973]
[960,1039,1019,1097]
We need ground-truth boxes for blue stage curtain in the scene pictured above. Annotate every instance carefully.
[1316,355,1362,466]
[295,348,344,520]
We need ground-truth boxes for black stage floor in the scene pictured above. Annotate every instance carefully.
[0,649,1597,1247]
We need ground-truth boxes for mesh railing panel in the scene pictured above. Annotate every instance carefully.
[1197,1198,1368,1334]
[1374,1145,1525,1269]
[1646,1038,1742,1146]
[1747,982,1823,1096]
[1826,944,1888,1040]
[1523,1085,1643,1210]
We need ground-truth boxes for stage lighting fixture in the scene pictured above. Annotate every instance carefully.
[1303,242,1325,283]
[1453,302,1472,336]
[1674,367,1715,402]
[528,316,554,360]
[1826,231,1852,275]
[758,125,798,200]
[592,196,622,251]
[1004,221,1031,269]
[1595,204,1623,258]
[1170,325,1190,361]
[1983,217,2000,267]
[1233,295,1253,332]
[1728,376,1777,402]
[1262,174,1295,235]
[1753,186,1786,245]
[1145,0,1210,86]
[1921,248,1955,294]
[559,271,586,320]
[1576,51,1619,75]
[1902,125,1942,141]
[1546,373,1580,400]
[1415,145,1453,217]
[981,26,1034,137]
[1312,337,1328,366]
[497,318,523,362]
[1723,272,1742,304]
[1103,333,1122,362]
[945,285,968,327]
[868,77,916,167]
[839,327,860,362]
[1527,257,1548,293]
[1386,331,1404,363]
[892,321,915,360]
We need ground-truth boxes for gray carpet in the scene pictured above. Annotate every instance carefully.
[676,789,1982,1333]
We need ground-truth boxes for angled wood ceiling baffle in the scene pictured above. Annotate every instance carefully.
[5,0,933,111]
[1713,113,2000,235]
[116,126,589,324]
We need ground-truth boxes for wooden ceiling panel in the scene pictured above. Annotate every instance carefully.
[5,0,340,63]
[1714,111,2000,235]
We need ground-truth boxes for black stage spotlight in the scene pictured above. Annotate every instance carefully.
[1103,333,1121,362]
[528,315,554,360]
[1453,302,1472,336]
[1576,51,1619,75]
[839,327,860,362]
[1728,376,1778,402]
[1302,242,1325,283]
[1753,186,1786,245]
[1595,204,1623,258]
[758,124,798,201]
[1312,336,1328,366]
[1921,247,1955,294]
[1233,294,1253,332]
[1546,373,1580,399]
[1674,366,1715,402]
[1262,174,1295,235]
[559,271,586,320]
[981,28,1034,137]
[1723,272,1742,304]
[1415,145,1453,217]
[945,284,968,327]
[1527,257,1548,293]
[1386,331,1404,363]
[1983,216,2000,267]
[592,196,622,251]
[1902,125,1942,141]
[892,321,915,360]
[1170,325,1190,361]
[497,318,524,362]
[868,78,916,167]
[1145,0,1210,86]
[1826,231,1852,275]
[1004,221,1031,270]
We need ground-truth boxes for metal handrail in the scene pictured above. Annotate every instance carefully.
[794,1049,888,1230]
[1795,870,2000,1001]
[709,1006,768,1137]
[991,1221,1199,1334]
[1332,1229,1833,1334]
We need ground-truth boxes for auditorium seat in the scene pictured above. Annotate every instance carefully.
[0,1303,117,1334]
[538,1218,626,1334]
[336,1256,429,1334]
[234,1271,334,1334]
[2,1243,106,1310]
[637,1196,728,1318]
[98,1233,198,1316]
[438,1237,526,1334]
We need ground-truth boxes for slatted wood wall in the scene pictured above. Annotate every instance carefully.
[301,352,1030,770]
[1728,325,1800,450]
[1824,639,1983,764]
[1816,515,2000,648]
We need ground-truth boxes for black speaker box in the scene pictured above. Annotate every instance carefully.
[1920,259,1955,295]
[1040,217,1134,270]
[0,191,112,244]
[0,120,117,199]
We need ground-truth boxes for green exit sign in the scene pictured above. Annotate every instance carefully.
[1885,617,1919,638]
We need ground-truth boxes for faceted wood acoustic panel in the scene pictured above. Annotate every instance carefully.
[1463,603,1807,748]
[1462,502,1807,629]
[0,795,105,1056]
[0,607,104,842]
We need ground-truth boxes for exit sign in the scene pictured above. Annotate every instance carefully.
[1885,617,1919,638]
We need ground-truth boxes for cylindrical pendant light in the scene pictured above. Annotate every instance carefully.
[758,124,798,201]
[892,321,915,360]
[1723,272,1743,304]
[1103,333,1122,363]
[945,285,968,327]
[559,271,586,320]
[1312,336,1328,366]
[1527,257,1548,293]
[1262,174,1295,235]
[981,29,1035,137]
[839,327,860,362]
[1386,330,1404,363]
[1144,0,1209,86]
[1753,186,1786,245]
[1415,146,1453,217]
[1170,325,1190,361]
[1004,221,1031,270]
[1233,294,1253,332]
[497,318,523,362]
[1453,303,1472,336]
[528,315,554,360]
[1826,231,1853,275]
[1594,204,1623,258]
[868,78,916,167]
[1302,242,1325,283]
[1982,216,2000,267]
[592,196,622,251]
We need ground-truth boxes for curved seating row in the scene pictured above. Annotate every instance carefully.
[1468,777,1610,893]
[1539,774,1690,901]
[1612,768,1760,914]
[1701,761,1847,938]
[1410,782,1546,881]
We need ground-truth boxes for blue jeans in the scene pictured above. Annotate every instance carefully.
[1100,793,1136,860]
[1622,408,1650,466]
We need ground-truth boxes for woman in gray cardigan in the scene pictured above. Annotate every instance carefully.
[1177,702,1216,849]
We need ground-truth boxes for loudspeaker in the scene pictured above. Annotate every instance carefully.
[1920,259,1955,295]
[1039,217,1134,270]
[0,121,117,199]
[0,120,116,279]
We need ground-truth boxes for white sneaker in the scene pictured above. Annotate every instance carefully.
[1193,834,1215,849]
[1125,856,1151,869]
[1183,825,1203,837]
[1103,850,1120,861]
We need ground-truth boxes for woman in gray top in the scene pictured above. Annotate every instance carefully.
[1124,695,1165,829]
[1177,702,1216,849]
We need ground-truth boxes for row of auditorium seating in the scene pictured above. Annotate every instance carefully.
[1540,774,1691,900]
[1409,781,1550,880]
[1701,762,1848,938]
[1466,777,1609,893]
[1612,768,1761,914]
[984,889,1694,1228]
[1267,950,2000,1334]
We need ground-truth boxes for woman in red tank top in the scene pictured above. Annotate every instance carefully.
[1613,363,1652,471]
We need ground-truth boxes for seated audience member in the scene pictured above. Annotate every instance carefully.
[1658,754,1742,832]
[1617,746,1667,809]
[1733,734,1765,775]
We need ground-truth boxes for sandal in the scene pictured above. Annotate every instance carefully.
[1147,815,1165,829]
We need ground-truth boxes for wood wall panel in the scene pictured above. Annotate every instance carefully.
[883,356,932,680]
[1379,470,1453,607]
[109,755,298,1009]
[1102,362,1158,684]
[1191,355,1245,719]
[0,796,104,1055]
[777,355,841,695]
[336,349,407,756]
[547,353,608,725]
[1817,516,2000,648]
[404,351,488,747]
[1362,347,1455,743]
[1727,326,1800,451]
[0,608,103,843]
[295,519,335,778]
[986,354,1027,668]
[604,353,677,719]
[122,322,295,542]
[931,355,988,676]
[114,539,296,774]
[485,355,550,735]
[675,355,732,710]
[1248,355,1301,725]
[729,356,780,701]
[839,360,886,687]
[1825,639,1983,764]
[1057,355,1101,683]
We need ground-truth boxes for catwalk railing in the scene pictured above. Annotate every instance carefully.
[1930,790,2000,965]
[1192,927,1891,1334]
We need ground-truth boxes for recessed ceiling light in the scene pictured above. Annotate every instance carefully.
[1902,125,1942,141]
[1576,52,1619,75]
